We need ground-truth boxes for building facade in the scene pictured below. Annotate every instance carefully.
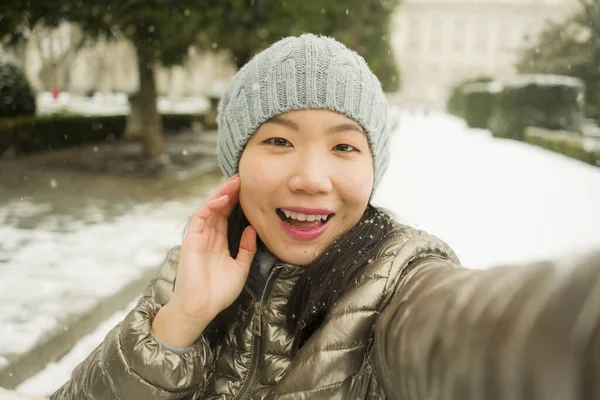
[391,0,580,106]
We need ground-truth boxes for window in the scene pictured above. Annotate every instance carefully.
[474,23,488,53]
[453,20,465,52]
[429,19,441,50]
[408,20,421,50]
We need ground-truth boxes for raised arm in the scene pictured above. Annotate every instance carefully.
[373,251,600,400]
[50,175,256,399]
[49,246,215,400]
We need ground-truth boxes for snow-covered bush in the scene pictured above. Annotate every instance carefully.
[488,74,585,141]
[463,81,501,129]
[0,51,36,118]
[525,126,600,167]
[446,76,492,118]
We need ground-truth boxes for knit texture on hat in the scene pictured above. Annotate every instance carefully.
[217,34,390,191]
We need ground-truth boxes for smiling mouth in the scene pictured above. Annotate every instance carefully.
[276,208,333,229]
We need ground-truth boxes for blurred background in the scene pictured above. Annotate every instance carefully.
[1,0,599,398]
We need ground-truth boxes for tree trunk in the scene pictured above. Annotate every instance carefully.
[124,91,143,140]
[12,39,28,67]
[134,42,164,158]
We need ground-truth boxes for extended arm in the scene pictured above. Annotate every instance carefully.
[373,252,600,400]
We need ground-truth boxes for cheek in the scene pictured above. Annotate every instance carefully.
[238,150,282,202]
[334,162,373,205]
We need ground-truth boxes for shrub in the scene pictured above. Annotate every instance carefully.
[0,51,36,118]
[446,76,493,118]
[488,74,585,141]
[463,82,501,129]
[0,113,199,156]
[524,126,600,166]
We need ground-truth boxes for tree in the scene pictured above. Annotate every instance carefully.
[579,0,600,41]
[516,4,600,119]
[30,23,87,90]
[3,1,211,158]
[314,0,401,92]
[198,0,401,92]
[62,1,212,158]
[0,3,37,46]
[3,1,400,157]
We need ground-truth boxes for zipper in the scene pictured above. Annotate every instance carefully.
[234,266,283,399]
[252,302,263,337]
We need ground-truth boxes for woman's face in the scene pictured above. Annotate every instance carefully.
[238,109,373,266]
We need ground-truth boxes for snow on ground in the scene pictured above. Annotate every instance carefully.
[0,196,216,360]
[16,300,139,397]
[6,108,600,397]
[0,388,44,400]
[373,109,600,268]
[36,92,210,116]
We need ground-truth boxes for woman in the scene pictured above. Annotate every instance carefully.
[51,34,600,400]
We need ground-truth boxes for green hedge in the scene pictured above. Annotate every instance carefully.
[0,113,199,156]
[488,74,585,141]
[463,82,501,129]
[0,51,36,118]
[446,76,493,118]
[524,126,600,167]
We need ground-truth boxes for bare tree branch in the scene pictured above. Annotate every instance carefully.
[579,0,600,40]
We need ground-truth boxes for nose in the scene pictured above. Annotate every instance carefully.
[287,152,333,195]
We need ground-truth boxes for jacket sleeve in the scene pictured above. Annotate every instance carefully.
[372,251,600,400]
[50,246,215,400]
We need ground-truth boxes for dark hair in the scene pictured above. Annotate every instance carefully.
[200,202,398,358]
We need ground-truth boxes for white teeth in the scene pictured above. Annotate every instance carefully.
[280,209,330,222]
[296,213,307,221]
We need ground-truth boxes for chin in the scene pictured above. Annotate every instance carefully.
[269,245,319,267]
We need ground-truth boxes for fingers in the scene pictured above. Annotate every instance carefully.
[206,195,230,212]
[186,195,229,236]
[206,174,240,204]
[187,174,241,236]
[220,188,240,216]
[203,175,241,218]
[236,225,257,270]
[191,194,229,222]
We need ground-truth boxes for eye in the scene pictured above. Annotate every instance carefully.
[333,144,359,153]
[264,137,293,147]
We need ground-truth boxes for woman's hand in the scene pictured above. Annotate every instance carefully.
[152,174,257,348]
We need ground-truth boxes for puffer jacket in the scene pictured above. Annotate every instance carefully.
[51,224,600,400]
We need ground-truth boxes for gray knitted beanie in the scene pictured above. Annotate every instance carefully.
[217,34,390,191]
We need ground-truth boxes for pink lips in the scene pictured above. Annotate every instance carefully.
[278,207,334,241]
[279,218,330,241]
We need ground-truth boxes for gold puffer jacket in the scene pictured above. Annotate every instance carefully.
[51,224,600,399]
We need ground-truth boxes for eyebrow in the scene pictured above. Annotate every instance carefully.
[267,116,364,135]
[325,123,364,135]
[267,116,300,130]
